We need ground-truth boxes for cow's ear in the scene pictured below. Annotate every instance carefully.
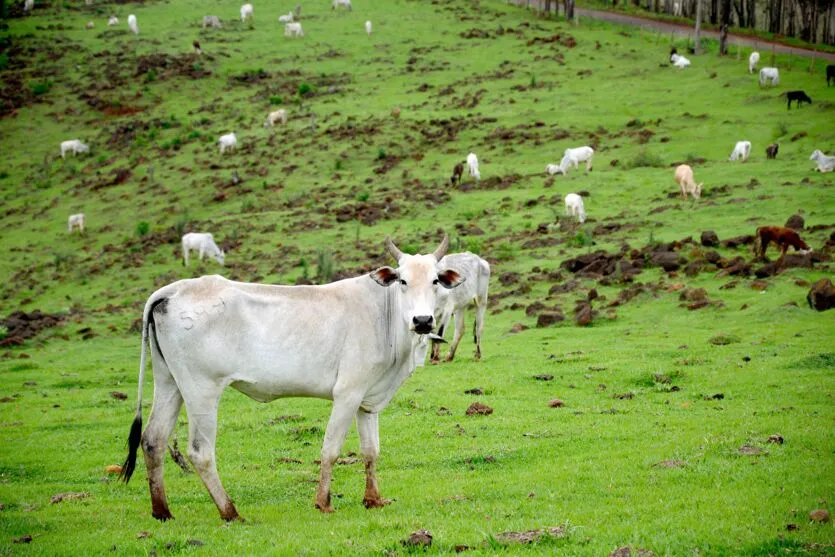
[437,269,465,289]
[370,266,398,287]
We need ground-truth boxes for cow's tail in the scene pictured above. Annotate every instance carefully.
[120,290,167,484]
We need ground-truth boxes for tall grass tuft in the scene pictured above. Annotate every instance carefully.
[625,150,665,169]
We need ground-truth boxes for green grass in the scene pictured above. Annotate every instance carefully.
[1,0,834,554]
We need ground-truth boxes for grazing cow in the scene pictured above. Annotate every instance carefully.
[561,146,594,172]
[754,226,811,261]
[828,65,835,86]
[193,40,202,55]
[284,22,303,37]
[729,140,751,162]
[365,20,372,36]
[60,139,89,159]
[545,163,564,176]
[240,3,253,22]
[810,149,835,173]
[450,162,464,186]
[181,233,225,266]
[786,90,811,110]
[128,14,138,34]
[108,15,119,26]
[466,152,480,181]
[218,133,237,154]
[278,12,294,23]
[674,164,702,200]
[671,53,690,68]
[332,0,352,10]
[264,109,287,127]
[748,51,760,73]
[759,67,779,87]
[564,193,587,224]
[24,0,34,12]
[85,21,94,29]
[430,252,490,363]
[119,237,463,520]
[202,15,222,29]
[67,213,86,234]
[765,143,779,159]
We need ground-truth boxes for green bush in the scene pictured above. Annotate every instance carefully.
[30,80,52,96]
[315,249,336,283]
[269,95,283,105]
[625,150,665,169]
[136,221,150,237]
[298,83,314,97]
[334,160,343,171]
[376,148,387,160]
[0,53,9,71]
[144,70,156,83]
[355,191,370,202]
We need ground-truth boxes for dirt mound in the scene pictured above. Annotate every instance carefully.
[334,199,400,226]
[807,278,835,311]
[457,174,522,192]
[526,33,577,47]
[0,310,66,347]
[136,53,210,80]
[561,249,643,281]
[784,214,804,230]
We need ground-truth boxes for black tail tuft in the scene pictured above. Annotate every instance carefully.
[119,415,142,483]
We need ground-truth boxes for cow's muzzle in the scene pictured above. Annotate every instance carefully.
[412,315,434,334]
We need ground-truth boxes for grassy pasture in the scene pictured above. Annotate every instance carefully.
[0,0,834,554]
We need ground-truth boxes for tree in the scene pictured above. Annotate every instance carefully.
[564,0,575,20]
[695,0,703,52]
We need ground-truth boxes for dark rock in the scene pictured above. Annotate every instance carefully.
[536,311,565,327]
[785,214,805,230]
[807,278,835,311]
[679,288,707,302]
[465,402,493,416]
[525,302,546,317]
[721,235,755,248]
[499,272,520,286]
[651,251,683,272]
[684,260,703,277]
[575,302,594,326]
[403,530,433,547]
[700,230,719,247]
[704,250,722,264]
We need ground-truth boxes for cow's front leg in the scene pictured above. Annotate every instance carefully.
[357,410,390,509]
[316,397,360,513]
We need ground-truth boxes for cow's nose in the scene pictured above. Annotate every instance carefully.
[412,315,433,333]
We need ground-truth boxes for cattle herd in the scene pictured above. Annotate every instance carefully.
[18,0,828,521]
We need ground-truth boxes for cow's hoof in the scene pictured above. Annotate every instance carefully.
[316,502,334,513]
[363,497,391,509]
[152,511,174,522]
[429,359,440,366]
[444,355,454,362]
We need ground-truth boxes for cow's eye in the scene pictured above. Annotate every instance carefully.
[432,279,440,285]
[399,279,407,286]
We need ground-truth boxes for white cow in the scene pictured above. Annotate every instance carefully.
[118,237,464,520]
[674,164,703,200]
[564,193,586,224]
[561,146,594,172]
[264,109,288,127]
[759,67,779,87]
[545,163,564,176]
[466,152,480,181]
[202,15,222,29]
[181,233,225,266]
[60,139,89,158]
[218,132,238,154]
[810,150,835,173]
[240,3,253,22]
[729,140,752,162]
[67,213,86,233]
[284,22,303,37]
[332,0,352,10]
[671,53,691,68]
[365,20,372,36]
[430,252,490,363]
[24,0,34,12]
[278,12,294,23]
[108,15,119,26]
[128,14,138,34]
[748,51,760,73]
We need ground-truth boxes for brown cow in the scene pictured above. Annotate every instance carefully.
[765,143,779,159]
[754,226,811,261]
[450,162,464,186]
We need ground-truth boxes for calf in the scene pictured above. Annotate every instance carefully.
[128,14,138,34]
[430,252,490,363]
[202,15,222,29]
[218,133,237,154]
[545,163,564,176]
[759,67,779,87]
[264,109,288,127]
[466,152,480,181]
[284,22,303,37]
[810,150,835,173]
[674,164,702,200]
[60,139,89,159]
[450,162,464,186]
[786,90,811,110]
[748,51,760,73]
[827,64,835,86]
[754,226,811,261]
[108,15,119,26]
[765,143,779,159]
[68,213,86,234]
[240,3,253,22]
[729,140,751,162]
[182,233,225,266]
[671,53,690,68]
[564,193,586,223]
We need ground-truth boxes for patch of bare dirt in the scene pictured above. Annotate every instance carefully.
[0,310,66,347]
[494,526,566,544]
[136,53,211,80]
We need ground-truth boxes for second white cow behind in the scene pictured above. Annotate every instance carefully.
[430,252,490,363]
[729,140,752,162]
[564,193,586,223]
[218,133,237,154]
[466,152,480,181]
[264,109,287,127]
[182,233,225,266]
[284,22,303,37]
[560,146,594,173]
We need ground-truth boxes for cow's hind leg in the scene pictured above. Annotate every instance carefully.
[473,298,486,361]
[357,411,389,509]
[142,351,183,521]
[182,382,241,521]
[445,308,466,362]
[316,396,361,512]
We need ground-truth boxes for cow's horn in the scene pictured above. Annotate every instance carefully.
[432,235,449,260]
[385,236,404,261]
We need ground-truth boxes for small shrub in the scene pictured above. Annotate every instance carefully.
[187,130,201,140]
[0,325,8,340]
[334,160,343,171]
[241,197,256,213]
[192,63,203,73]
[376,148,387,160]
[465,237,484,254]
[174,211,189,237]
[298,83,313,97]
[30,80,52,96]
[568,229,594,248]
[772,121,788,140]
[136,221,150,237]
[530,74,537,88]
[269,95,283,105]
[355,191,370,202]
[315,249,336,283]
[144,70,156,83]
[0,170,8,180]
[625,150,665,169]
[495,243,517,262]
[0,53,9,71]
